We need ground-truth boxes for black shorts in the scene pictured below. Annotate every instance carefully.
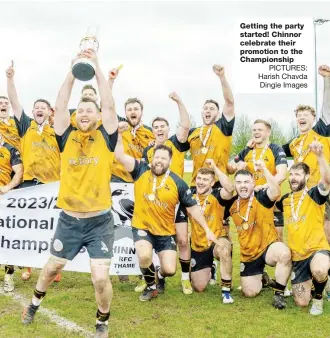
[274,211,284,227]
[191,245,215,272]
[50,211,114,260]
[132,227,177,253]
[291,250,330,284]
[240,244,273,277]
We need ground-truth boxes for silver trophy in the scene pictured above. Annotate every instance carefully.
[72,26,99,81]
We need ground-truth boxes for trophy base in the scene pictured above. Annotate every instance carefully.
[72,58,95,81]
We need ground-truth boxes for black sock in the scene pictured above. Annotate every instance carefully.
[96,309,110,323]
[179,258,190,273]
[273,282,285,296]
[312,275,328,300]
[5,265,14,275]
[221,279,232,292]
[140,263,156,287]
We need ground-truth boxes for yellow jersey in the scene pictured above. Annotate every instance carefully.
[229,189,278,262]
[15,110,60,183]
[111,125,155,183]
[131,160,196,236]
[235,144,287,186]
[0,142,22,186]
[283,119,330,188]
[189,189,227,252]
[56,125,118,212]
[187,115,234,187]
[276,186,330,261]
[0,118,21,152]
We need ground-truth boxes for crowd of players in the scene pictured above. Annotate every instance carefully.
[0,49,330,337]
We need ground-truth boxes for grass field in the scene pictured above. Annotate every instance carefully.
[1,174,330,338]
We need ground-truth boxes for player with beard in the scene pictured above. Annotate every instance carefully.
[276,141,330,315]
[0,95,21,151]
[189,161,234,304]
[115,136,220,301]
[228,119,288,240]
[228,162,292,310]
[6,63,61,188]
[22,49,118,338]
[142,92,192,294]
[282,65,330,300]
[111,96,154,183]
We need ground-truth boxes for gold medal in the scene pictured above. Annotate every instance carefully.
[201,147,208,154]
[242,222,249,230]
[148,193,155,201]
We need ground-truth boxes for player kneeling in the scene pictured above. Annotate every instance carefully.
[187,162,234,303]
[228,161,292,309]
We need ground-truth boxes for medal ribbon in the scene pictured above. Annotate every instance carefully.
[294,133,309,162]
[195,193,210,215]
[151,169,171,195]
[199,125,212,147]
[252,143,269,171]
[290,187,308,222]
[131,122,142,138]
[236,192,254,222]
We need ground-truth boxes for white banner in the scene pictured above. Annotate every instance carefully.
[0,182,156,275]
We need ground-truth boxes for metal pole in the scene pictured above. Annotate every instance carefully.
[314,21,318,116]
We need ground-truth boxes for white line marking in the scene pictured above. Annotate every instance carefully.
[0,288,93,338]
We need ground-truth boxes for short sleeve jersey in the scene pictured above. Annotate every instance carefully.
[284,119,330,188]
[235,144,287,186]
[189,189,227,252]
[111,125,155,182]
[0,142,22,186]
[15,110,60,183]
[56,125,118,212]
[131,161,196,236]
[229,189,278,262]
[187,115,234,186]
[142,134,189,178]
[0,118,21,152]
[276,186,330,261]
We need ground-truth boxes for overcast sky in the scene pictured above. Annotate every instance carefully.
[0,1,330,136]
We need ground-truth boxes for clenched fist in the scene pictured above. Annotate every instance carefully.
[318,65,330,78]
[213,64,225,77]
[169,92,182,103]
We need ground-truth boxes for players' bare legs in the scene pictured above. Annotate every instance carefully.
[191,268,211,292]
[134,240,158,301]
[90,259,112,328]
[241,275,263,297]
[175,222,193,294]
[22,255,67,325]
